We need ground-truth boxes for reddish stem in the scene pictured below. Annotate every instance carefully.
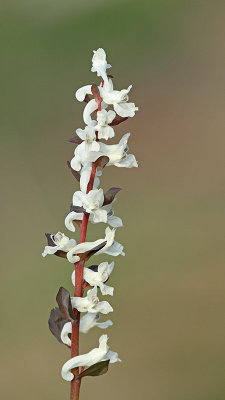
[70,82,103,400]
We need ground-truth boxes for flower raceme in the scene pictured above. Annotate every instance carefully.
[42,47,138,398]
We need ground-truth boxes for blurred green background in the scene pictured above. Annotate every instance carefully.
[1,0,224,399]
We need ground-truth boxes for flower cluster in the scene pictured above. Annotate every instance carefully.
[42,48,138,394]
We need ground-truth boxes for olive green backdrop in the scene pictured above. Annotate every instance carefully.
[1,0,224,399]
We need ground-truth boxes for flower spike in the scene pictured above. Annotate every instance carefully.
[42,48,137,399]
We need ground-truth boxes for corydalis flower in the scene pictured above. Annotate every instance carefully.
[70,132,137,172]
[71,286,113,314]
[61,334,121,381]
[91,48,112,82]
[95,109,116,140]
[76,125,100,151]
[73,189,107,223]
[100,78,138,118]
[60,314,113,345]
[67,227,124,263]
[42,232,76,258]
[72,262,115,296]
[65,191,122,232]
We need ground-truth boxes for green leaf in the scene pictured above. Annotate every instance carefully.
[77,360,110,379]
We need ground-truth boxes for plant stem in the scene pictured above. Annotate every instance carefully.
[70,89,102,400]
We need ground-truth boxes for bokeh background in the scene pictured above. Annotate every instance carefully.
[1,0,224,399]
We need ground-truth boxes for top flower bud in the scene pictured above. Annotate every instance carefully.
[91,48,112,81]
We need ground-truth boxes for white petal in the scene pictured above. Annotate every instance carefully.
[61,334,109,381]
[114,102,138,118]
[100,283,114,296]
[75,85,92,102]
[105,350,121,363]
[107,262,115,275]
[105,241,124,257]
[87,286,98,302]
[80,312,99,334]
[65,211,82,232]
[115,154,138,168]
[61,347,106,381]
[94,301,113,314]
[107,215,123,228]
[71,296,91,313]
[83,99,98,125]
[92,208,108,223]
[67,250,80,264]
[96,320,113,329]
[98,125,115,140]
[42,245,59,257]
[61,322,72,346]
[70,154,82,172]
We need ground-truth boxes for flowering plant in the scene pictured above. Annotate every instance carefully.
[42,48,138,400]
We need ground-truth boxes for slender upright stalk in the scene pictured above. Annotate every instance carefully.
[70,100,101,400]
[43,48,138,400]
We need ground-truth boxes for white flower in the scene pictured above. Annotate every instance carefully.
[72,262,114,296]
[65,187,122,232]
[61,334,121,381]
[65,202,122,232]
[95,109,116,140]
[91,48,112,82]
[73,189,107,223]
[99,133,138,168]
[70,132,137,172]
[60,314,113,345]
[70,135,101,172]
[100,78,138,118]
[76,125,100,151]
[67,227,125,263]
[71,286,113,314]
[71,126,100,171]
[42,232,77,258]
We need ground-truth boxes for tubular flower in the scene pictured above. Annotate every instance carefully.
[66,227,125,263]
[60,313,113,346]
[72,262,115,296]
[70,132,137,172]
[71,286,113,314]
[91,48,111,82]
[100,78,138,118]
[95,109,116,140]
[61,335,121,381]
[43,48,137,395]
[42,232,76,257]
[65,192,122,232]
[73,189,107,223]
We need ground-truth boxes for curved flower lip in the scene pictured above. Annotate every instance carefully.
[61,334,121,381]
